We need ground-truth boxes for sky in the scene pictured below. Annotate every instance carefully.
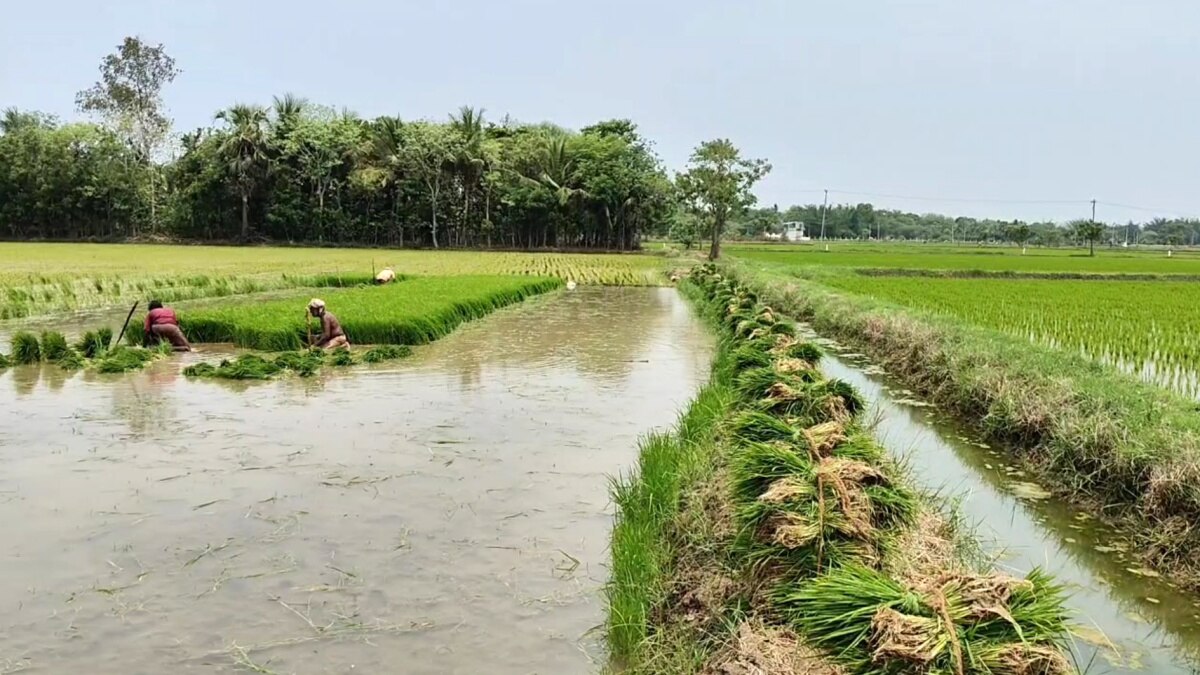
[2,0,1198,223]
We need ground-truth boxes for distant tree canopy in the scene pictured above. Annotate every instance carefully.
[728,204,1200,248]
[0,101,673,248]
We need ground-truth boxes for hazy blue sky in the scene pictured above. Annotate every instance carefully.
[3,0,1197,223]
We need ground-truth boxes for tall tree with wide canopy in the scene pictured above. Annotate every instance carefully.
[676,139,770,260]
[76,37,180,232]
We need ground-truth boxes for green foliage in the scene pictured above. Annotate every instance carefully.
[56,349,87,371]
[12,331,41,363]
[75,328,113,358]
[360,344,412,363]
[676,139,771,260]
[39,331,69,361]
[774,565,1070,674]
[326,347,354,366]
[272,350,324,376]
[184,354,280,380]
[93,346,160,373]
[0,352,10,368]
[180,275,561,350]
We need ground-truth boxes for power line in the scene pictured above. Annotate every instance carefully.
[825,189,1086,206]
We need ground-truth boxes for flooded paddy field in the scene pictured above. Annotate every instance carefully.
[0,287,712,674]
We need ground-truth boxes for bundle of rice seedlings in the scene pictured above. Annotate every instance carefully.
[219,355,282,379]
[93,347,158,373]
[728,411,798,445]
[361,344,413,363]
[774,565,1071,675]
[736,367,818,402]
[776,341,824,364]
[730,344,774,373]
[755,379,864,425]
[0,352,10,368]
[182,362,218,378]
[12,331,41,364]
[56,348,86,371]
[326,347,355,367]
[39,331,69,361]
[273,350,324,376]
[74,328,112,358]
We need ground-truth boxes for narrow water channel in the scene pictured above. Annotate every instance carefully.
[0,287,713,674]
[812,332,1200,674]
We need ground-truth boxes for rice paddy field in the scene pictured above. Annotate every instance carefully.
[821,275,1200,397]
[730,242,1200,398]
[730,241,1200,274]
[0,243,668,318]
[179,275,563,350]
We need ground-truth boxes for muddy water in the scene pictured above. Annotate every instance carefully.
[812,339,1200,674]
[0,287,713,674]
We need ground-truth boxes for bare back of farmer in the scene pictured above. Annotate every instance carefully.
[308,298,349,349]
[143,300,192,352]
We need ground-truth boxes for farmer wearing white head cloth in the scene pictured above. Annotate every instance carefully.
[308,298,349,349]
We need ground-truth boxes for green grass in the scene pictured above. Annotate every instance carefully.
[178,275,561,350]
[0,243,668,318]
[92,345,169,373]
[729,241,1200,274]
[39,331,69,361]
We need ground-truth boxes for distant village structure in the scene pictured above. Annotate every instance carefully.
[763,221,810,242]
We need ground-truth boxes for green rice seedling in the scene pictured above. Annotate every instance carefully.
[12,331,41,364]
[755,378,864,424]
[182,362,218,378]
[75,330,105,358]
[220,355,282,379]
[729,344,774,372]
[734,367,817,402]
[727,410,798,445]
[730,438,916,575]
[0,352,10,368]
[39,331,69,362]
[93,347,159,373]
[777,341,823,364]
[773,564,1071,674]
[179,275,562,350]
[56,348,86,371]
[361,344,413,363]
[273,350,324,376]
[326,347,355,367]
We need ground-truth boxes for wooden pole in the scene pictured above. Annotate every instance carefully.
[114,301,139,349]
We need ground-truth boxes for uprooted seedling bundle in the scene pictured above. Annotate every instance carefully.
[775,565,1071,675]
[688,264,1073,674]
[183,344,412,381]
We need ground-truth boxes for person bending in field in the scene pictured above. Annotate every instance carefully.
[374,268,396,285]
[308,298,349,350]
[143,300,192,352]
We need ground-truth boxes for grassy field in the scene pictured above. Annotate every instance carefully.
[822,275,1200,397]
[0,243,668,318]
[729,241,1200,274]
[179,275,562,350]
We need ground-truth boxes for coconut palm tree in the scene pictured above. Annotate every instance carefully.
[449,106,486,245]
[215,104,269,240]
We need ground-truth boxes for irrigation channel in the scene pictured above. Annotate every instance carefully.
[804,325,1200,674]
[0,287,713,674]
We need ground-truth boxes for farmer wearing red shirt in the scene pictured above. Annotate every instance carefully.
[143,300,192,352]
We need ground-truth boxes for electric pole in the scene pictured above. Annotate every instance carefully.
[819,189,828,240]
[1091,199,1096,222]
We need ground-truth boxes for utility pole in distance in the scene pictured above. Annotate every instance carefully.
[819,189,829,240]
[1091,198,1097,223]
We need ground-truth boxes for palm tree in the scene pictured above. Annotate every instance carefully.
[368,116,407,245]
[216,104,269,240]
[449,106,486,245]
[271,93,307,132]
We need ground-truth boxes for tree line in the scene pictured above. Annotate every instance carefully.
[718,203,1200,250]
[0,38,692,250]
